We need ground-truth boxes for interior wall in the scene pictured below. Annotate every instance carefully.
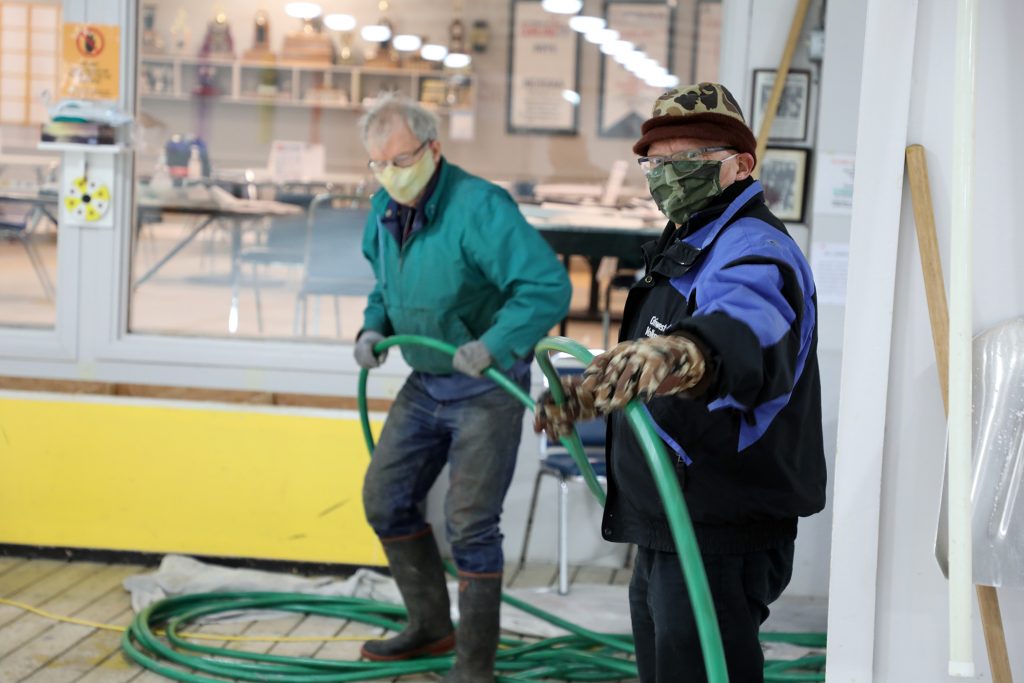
[870,0,1024,680]
[139,0,703,184]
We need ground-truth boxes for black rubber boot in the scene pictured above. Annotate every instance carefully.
[442,573,503,682]
[360,528,455,661]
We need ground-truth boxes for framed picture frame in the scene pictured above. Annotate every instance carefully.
[506,0,581,136]
[760,147,810,223]
[750,69,811,142]
[598,0,675,138]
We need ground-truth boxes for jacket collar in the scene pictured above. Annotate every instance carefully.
[644,179,764,278]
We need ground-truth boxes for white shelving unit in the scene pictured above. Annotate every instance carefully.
[139,56,475,116]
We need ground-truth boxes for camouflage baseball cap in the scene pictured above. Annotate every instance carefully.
[633,82,757,167]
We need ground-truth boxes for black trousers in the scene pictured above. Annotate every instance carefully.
[628,542,794,683]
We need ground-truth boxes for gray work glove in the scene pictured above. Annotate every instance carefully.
[452,340,492,377]
[354,330,387,369]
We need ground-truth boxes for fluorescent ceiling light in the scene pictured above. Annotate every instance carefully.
[562,89,581,105]
[323,13,356,31]
[284,2,322,19]
[444,52,471,68]
[420,43,448,61]
[392,34,422,51]
[568,15,605,33]
[620,50,648,66]
[360,24,392,42]
[601,39,634,56]
[584,28,619,45]
[541,0,583,14]
[647,73,680,89]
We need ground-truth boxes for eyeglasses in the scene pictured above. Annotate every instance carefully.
[367,140,431,172]
[637,146,735,175]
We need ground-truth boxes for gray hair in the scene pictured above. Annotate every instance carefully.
[358,93,438,150]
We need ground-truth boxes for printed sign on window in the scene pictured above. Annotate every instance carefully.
[61,23,120,100]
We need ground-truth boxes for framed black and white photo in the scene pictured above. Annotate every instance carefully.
[507,0,581,135]
[598,0,674,138]
[750,69,810,142]
[760,147,810,223]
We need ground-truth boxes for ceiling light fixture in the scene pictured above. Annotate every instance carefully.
[284,2,322,19]
[568,15,605,33]
[420,43,448,61]
[323,13,356,31]
[541,0,583,14]
[444,52,471,68]
[584,28,619,45]
[360,24,392,42]
[392,34,422,51]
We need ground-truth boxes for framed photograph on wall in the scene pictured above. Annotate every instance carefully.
[760,147,810,223]
[507,0,581,135]
[598,0,674,138]
[750,69,810,141]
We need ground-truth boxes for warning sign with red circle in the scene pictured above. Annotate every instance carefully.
[61,24,120,101]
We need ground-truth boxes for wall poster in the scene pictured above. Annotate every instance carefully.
[598,1,674,139]
[507,0,580,135]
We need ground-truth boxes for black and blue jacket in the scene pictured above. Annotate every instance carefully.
[602,177,826,555]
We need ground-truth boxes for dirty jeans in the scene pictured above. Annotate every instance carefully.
[362,373,526,574]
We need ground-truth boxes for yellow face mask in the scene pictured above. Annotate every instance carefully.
[375,147,437,205]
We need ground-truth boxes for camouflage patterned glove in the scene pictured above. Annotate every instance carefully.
[582,334,706,413]
[533,375,602,442]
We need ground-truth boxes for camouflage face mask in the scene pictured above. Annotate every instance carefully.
[646,157,732,225]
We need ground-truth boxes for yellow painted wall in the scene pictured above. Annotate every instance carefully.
[0,396,386,566]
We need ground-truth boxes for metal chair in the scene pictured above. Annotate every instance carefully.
[518,352,629,595]
[0,199,55,300]
[294,192,375,336]
[239,184,318,333]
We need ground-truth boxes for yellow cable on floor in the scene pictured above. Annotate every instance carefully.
[0,597,383,642]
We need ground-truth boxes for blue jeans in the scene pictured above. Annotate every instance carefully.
[362,373,526,574]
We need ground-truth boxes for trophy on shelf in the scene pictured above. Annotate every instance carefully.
[449,15,465,55]
[243,10,275,62]
[337,30,357,65]
[362,1,400,68]
[281,12,334,65]
[199,10,235,59]
[470,20,490,53]
[169,9,191,55]
[141,4,165,55]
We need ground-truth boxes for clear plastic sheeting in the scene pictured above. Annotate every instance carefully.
[935,318,1024,587]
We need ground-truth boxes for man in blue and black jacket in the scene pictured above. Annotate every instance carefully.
[535,82,826,683]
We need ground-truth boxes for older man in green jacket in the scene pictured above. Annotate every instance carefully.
[354,95,571,682]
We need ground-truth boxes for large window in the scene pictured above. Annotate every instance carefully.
[127,0,720,349]
[0,0,60,330]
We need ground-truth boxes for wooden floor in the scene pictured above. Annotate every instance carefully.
[0,555,634,683]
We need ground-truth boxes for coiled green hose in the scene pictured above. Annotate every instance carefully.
[122,334,825,682]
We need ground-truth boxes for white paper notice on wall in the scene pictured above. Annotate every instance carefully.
[813,152,855,216]
[449,109,475,141]
[811,242,849,306]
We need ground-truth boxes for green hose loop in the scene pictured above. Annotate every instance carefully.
[359,334,727,683]
[122,334,825,682]
[533,336,728,683]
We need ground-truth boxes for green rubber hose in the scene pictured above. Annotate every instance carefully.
[359,334,727,683]
[122,334,825,682]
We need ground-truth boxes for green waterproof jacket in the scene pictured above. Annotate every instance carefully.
[360,160,571,374]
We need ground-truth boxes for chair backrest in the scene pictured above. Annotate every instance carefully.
[300,193,375,296]
[0,201,34,231]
